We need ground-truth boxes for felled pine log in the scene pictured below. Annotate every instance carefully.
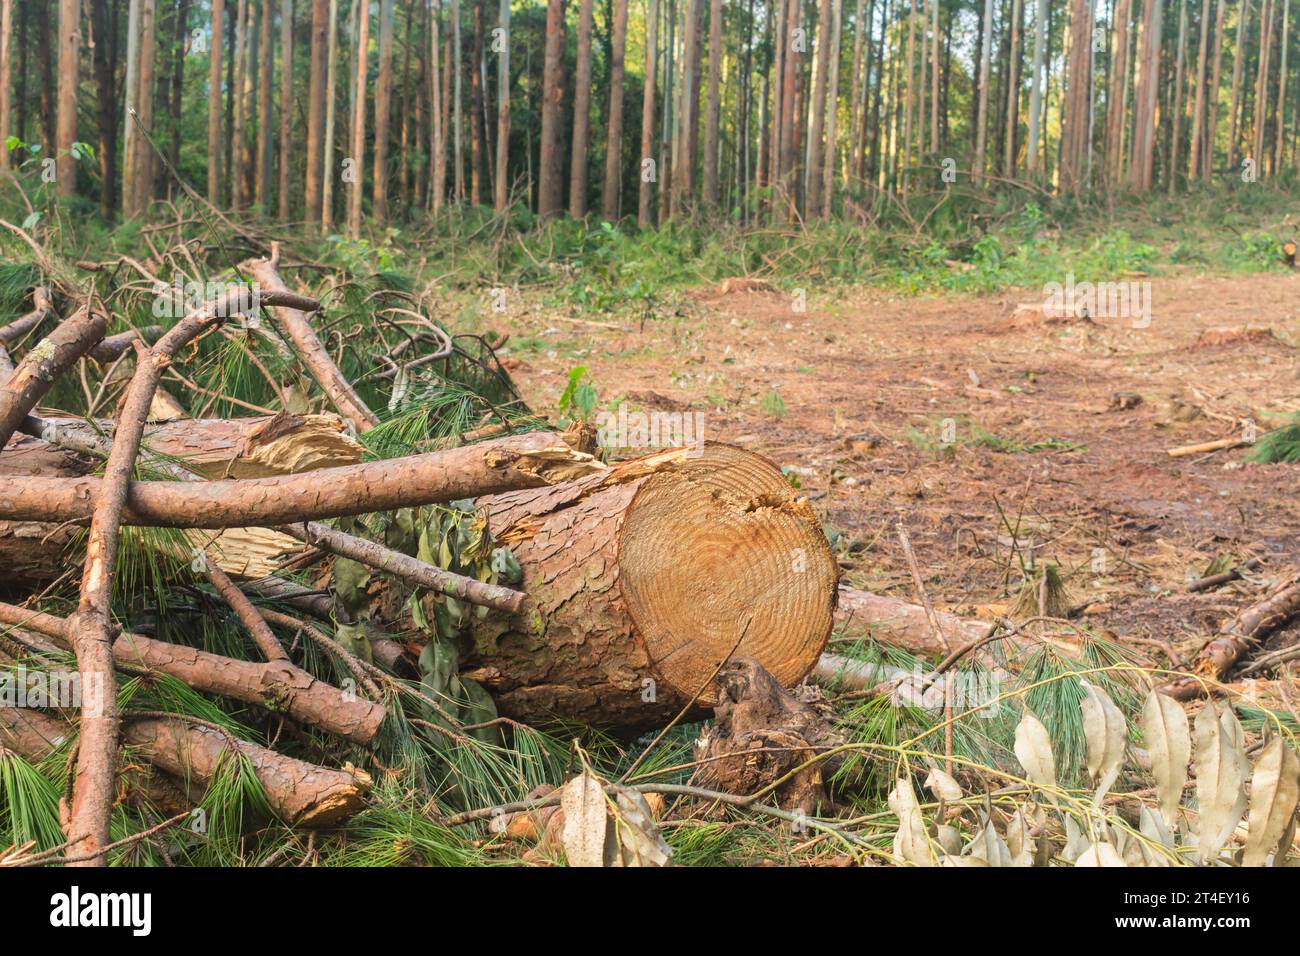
[0,413,365,586]
[460,442,840,728]
[0,704,369,828]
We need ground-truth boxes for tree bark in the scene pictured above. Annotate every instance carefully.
[460,443,838,727]
[807,0,835,211]
[973,0,995,182]
[701,0,723,209]
[372,0,397,222]
[0,0,11,172]
[346,0,370,236]
[56,0,79,195]
[0,601,387,744]
[278,0,294,219]
[0,431,603,528]
[538,0,567,216]
[1204,0,1227,177]
[494,0,511,212]
[305,0,328,225]
[1026,0,1049,174]
[638,0,659,226]
[567,0,596,216]
[0,307,108,451]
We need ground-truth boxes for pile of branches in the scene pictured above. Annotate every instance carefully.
[0,222,596,866]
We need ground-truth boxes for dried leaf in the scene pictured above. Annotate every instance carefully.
[1193,701,1249,863]
[924,767,963,803]
[962,820,1012,867]
[1005,808,1035,867]
[1274,813,1297,867]
[609,788,673,868]
[1080,680,1126,805]
[1014,711,1057,796]
[936,824,964,856]
[888,777,935,866]
[1076,841,1127,867]
[560,771,610,867]
[1139,689,1191,828]
[1062,815,1090,863]
[1241,737,1300,867]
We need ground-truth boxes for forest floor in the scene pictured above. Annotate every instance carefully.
[502,270,1300,675]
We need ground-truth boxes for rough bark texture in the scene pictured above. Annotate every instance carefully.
[0,306,107,450]
[461,443,838,728]
[0,430,602,528]
[122,717,369,826]
[0,600,386,743]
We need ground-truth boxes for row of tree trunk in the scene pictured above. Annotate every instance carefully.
[4,0,1298,226]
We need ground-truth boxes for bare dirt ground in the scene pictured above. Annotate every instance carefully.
[503,272,1300,673]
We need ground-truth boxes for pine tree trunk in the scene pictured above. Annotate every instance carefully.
[468,0,484,205]
[372,0,396,222]
[806,0,834,211]
[1004,0,1024,176]
[538,0,567,216]
[0,0,11,172]
[123,0,142,214]
[495,0,512,212]
[1204,0,1227,177]
[847,0,866,184]
[602,0,629,218]
[278,0,293,220]
[1189,0,1212,177]
[778,0,799,220]
[451,0,464,200]
[1129,0,1164,190]
[821,0,842,217]
[256,0,273,208]
[431,0,445,214]
[55,0,79,196]
[1026,0,1048,174]
[320,0,339,230]
[347,0,369,236]
[1169,0,1189,191]
[973,0,994,182]
[464,445,838,728]
[1229,0,1251,167]
[231,0,248,209]
[304,0,327,223]
[1276,0,1290,172]
[1061,0,1094,192]
[639,0,659,226]
[1253,0,1274,170]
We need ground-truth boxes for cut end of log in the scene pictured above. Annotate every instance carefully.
[619,443,838,706]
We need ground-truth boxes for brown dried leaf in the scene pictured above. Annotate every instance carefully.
[1241,737,1300,867]
[1080,680,1126,805]
[560,771,610,867]
[1014,711,1057,795]
[888,777,935,866]
[1139,689,1191,828]
[1193,702,1249,863]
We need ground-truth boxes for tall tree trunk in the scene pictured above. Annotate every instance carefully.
[1061,0,1094,192]
[973,0,995,181]
[347,0,369,237]
[1204,0,1227,177]
[1276,0,1290,171]
[431,0,445,213]
[168,0,189,190]
[675,0,702,212]
[320,0,338,230]
[90,0,120,217]
[807,0,834,211]
[777,0,799,219]
[765,0,781,203]
[305,0,327,224]
[135,0,159,215]
[538,0,567,216]
[701,0,723,209]
[847,0,866,183]
[231,0,248,209]
[278,0,293,219]
[1229,0,1251,167]
[451,0,463,200]
[1129,0,1164,190]
[1004,0,1024,176]
[638,0,659,225]
[1169,0,1189,191]
[35,0,57,156]
[602,0,629,218]
[0,0,10,172]
[257,0,273,209]
[467,0,483,205]
[1253,0,1274,169]
[1026,0,1048,174]
[821,0,842,216]
[930,0,940,151]
[124,0,142,215]
[495,0,512,212]
[1189,0,1213,177]
[372,0,396,221]
[208,0,225,203]
[900,0,917,189]
[56,0,79,196]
